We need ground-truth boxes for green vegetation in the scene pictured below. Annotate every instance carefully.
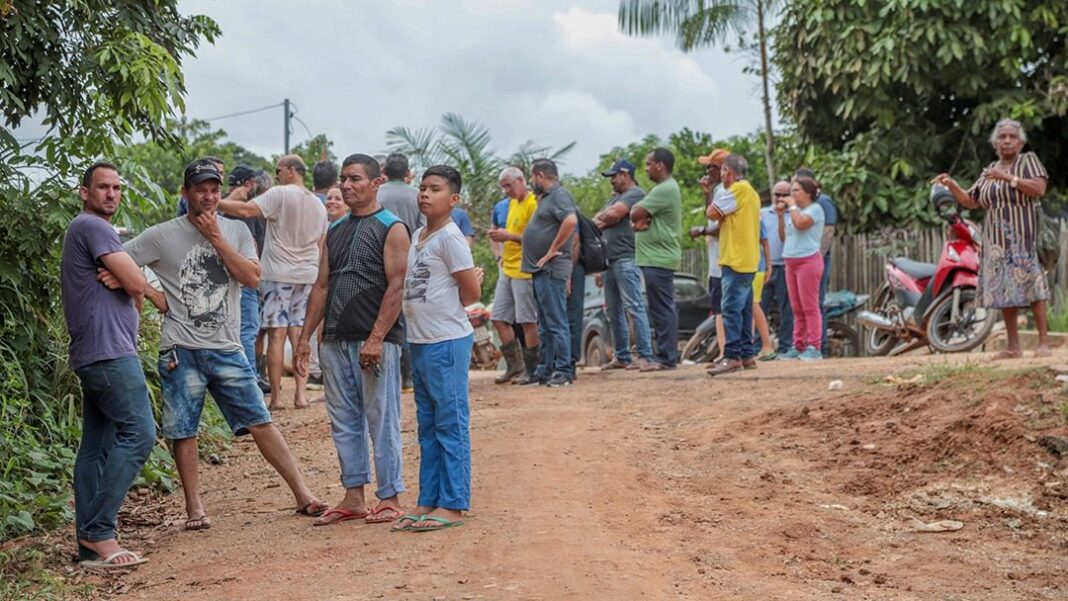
[0,0,218,549]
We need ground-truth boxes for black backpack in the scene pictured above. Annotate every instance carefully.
[576,211,608,274]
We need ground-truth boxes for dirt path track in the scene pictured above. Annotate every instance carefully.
[107,352,1068,600]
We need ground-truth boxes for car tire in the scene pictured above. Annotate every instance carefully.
[584,333,610,367]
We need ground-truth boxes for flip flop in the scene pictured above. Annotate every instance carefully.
[312,507,368,526]
[295,501,328,517]
[390,514,424,532]
[79,550,148,570]
[184,515,212,531]
[409,516,465,532]
[365,504,404,524]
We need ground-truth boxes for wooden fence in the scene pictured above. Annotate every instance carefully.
[680,219,1068,312]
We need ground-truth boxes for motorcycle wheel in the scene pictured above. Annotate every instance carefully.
[926,288,996,353]
[826,320,860,358]
[866,285,899,356]
[681,328,718,364]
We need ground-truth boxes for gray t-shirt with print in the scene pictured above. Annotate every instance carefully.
[125,215,257,352]
[601,186,645,262]
[521,183,576,279]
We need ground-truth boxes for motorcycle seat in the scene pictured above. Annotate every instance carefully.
[891,257,937,280]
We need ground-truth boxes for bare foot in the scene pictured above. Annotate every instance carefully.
[294,400,308,409]
[410,508,464,530]
[1034,345,1052,358]
[993,349,1023,360]
[78,538,140,565]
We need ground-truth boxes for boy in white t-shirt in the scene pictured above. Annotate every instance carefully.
[393,166,483,532]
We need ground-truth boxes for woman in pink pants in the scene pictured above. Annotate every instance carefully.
[776,177,826,361]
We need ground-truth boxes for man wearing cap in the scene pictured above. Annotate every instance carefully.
[177,156,225,217]
[488,166,540,384]
[222,165,267,375]
[593,159,655,370]
[706,153,762,377]
[690,148,730,362]
[111,159,327,530]
[630,148,682,371]
[218,155,328,410]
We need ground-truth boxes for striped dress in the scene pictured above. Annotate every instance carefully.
[967,151,1049,309]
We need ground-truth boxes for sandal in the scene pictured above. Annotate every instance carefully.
[390,514,424,532]
[366,504,404,524]
[79,550,148,570]
[409,516,465,532]
[600,359,630,371]
[184,515,212,531]
[295,501,328,517]
[312,507,369,526]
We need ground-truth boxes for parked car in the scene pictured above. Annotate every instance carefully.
[580,272,712,366]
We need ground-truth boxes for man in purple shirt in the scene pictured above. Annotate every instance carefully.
[61,161,167,569]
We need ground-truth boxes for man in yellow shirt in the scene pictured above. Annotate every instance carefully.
[487,167,541,383]
[705,154,761,376]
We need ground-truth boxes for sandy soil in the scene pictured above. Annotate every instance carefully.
[70,351,1068,600]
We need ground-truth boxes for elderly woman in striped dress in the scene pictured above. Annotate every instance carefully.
[935,118,1052,358]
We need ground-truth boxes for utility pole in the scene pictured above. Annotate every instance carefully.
[283,98,291,154]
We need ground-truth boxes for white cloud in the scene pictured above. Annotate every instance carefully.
[14,0,768,175]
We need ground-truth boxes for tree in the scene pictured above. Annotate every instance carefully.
[775,0,1068,197]
[287,133,338,187]
[0,1,218,541]
[618,0,781,185]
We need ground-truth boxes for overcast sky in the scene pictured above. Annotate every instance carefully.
[17,0,770,175]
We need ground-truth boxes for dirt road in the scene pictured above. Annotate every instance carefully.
[96,352,1067,600]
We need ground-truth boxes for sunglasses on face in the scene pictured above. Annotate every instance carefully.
[774,192,791,197]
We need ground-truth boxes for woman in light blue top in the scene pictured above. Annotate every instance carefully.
[776,177,825,360]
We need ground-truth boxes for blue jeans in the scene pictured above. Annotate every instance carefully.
[762,266,794,354]
[604,258,653,363]
[531,270,571,378]
[411,335,473,511]
[319,340,405,498]
[158,348,273,439]
[568,262,586,377]
[721,267,757,360]
[819,253,832,352]
[239,286,260,371]
[73,357,155,548]
[642,266,678,367]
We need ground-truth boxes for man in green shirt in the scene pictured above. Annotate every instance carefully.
[631,147,682,369]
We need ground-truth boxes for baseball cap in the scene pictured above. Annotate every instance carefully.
[228,165,257,187]
[601,159,636,177]
[183,160,223,187]
[697,148,730,166]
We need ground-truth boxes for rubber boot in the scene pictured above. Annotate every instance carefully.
[515,345,542,385]
[495,339,524,384]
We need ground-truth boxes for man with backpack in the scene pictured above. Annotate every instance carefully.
[630,148,682,371]
[519,159,578,388]
[592,159,656,371]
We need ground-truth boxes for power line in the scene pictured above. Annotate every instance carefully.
[202,102,284,122]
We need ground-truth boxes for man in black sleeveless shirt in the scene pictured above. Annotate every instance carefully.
[296,154,411,525]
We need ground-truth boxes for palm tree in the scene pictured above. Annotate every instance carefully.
[618,0,780,184]
[386,113,575,230]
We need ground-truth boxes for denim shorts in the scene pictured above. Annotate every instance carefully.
[158,347,272,440]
